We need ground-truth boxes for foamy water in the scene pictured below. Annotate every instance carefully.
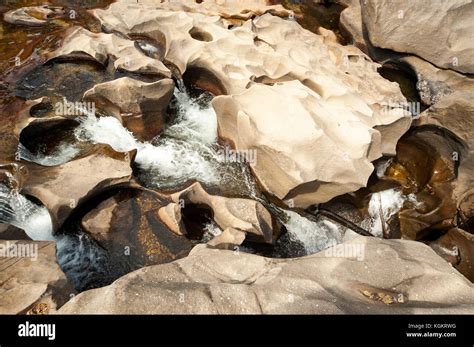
[363,188,420,237]
[281,210,343,255]
[0,184,54,240]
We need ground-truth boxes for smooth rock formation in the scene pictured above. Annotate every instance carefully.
[22,144,134,229]
[75,2,412,207]
[81,189,194,272]
[170,182,278,244]
[58,237,474,314]
[361,0,474,74]
[83,77,175,141]
[47,27,171,77]
[4,5,66,27]
[430,228,474,282]
[0,241,73,314]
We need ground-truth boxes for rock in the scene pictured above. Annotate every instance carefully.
[58,237,474,314]
[214,80,409,207]
[418,89,474,230]
[0,224,31,240]
[361,0,474,74]
[83,77,175,141]
[4,5,66,27]
[170,182,278,244]
[207,227,246,250]
[157,203,186,236]
[21,144,134,229]
[397,56,474,106]
[382,129,460,239]
[0,162,28,192]
[86,2,412,208]
[47,27,171,78]
[99,0,290,21]
[0,240,73,314]
[430,228,474,282]
[339,0,367,53]
[81,189,194,272]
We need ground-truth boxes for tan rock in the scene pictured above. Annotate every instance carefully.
[58,237,474,314]
[47,27,171,77]
[83,77,174,141]
[207,227,246,250]
[430,228,474,282]
[4,5,66,27]
[22,144,134,229]
[361,0,474,74]
[0,241,73,314]
[170,182,277,243]
[157,203,186,236]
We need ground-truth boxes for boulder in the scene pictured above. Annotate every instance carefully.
[80,189,194,272]
[4,5,66,27]
[361,0,474,74]
[21,144,134,229]
[83,77,175,141]
[77,3,412,208]
[0,240,73,314]
[47,27,171,77]
[58,237,474,314]
[430,228,474,282]
[170,182,278,244]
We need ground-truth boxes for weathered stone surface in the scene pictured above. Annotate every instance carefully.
[170,182,278,243]
[47,27,171,77]
[58,237,474,314]
[4,5,66,27]
[398,56,474,107]
[430,228,474,282]
[60,2,412,207]
[339,0,367,53]
[418,88,474,230]
[83,77,175,141]
[207,227,246,250]
[81,189,194,272]
[361,0,474,74]
[0,240,73,314]
[22,144,134,229]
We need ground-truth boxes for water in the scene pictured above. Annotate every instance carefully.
[362,188,421,237]
[281,210,343,255]
[17,142,80,167]
[0,183,54,240]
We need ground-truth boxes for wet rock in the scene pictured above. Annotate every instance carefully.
[4,5,66,27]
[0,162,28,192]
[361,0,474,74]
[415,75,474,231]
[429,228,474,282]
[170,182,278,244]
[58,237,474,314]
[0,224,30,240]
[83,77,175,141]
[397,56,474,106]
[0,240,73,314]
[21,144,134,229]
[382,130,460,240]
[80,189,194,274]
